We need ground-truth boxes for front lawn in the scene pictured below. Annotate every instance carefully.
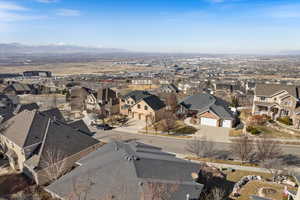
[252,125,300,139]
[145,120,198,135]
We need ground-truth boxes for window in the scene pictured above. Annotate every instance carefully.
[137,104,141,109]
[144,105,148,110]
[260,97,266,101]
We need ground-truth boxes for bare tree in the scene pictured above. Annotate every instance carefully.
[141,181,179,200]
[202,187,227,200]
[40,147,67,182]
[210,187,227,200]
[230,136,254,162]
[161,112,176,134]
[165,93,178,113]
[255,136,282,162]
[185,137,216,158]
[149,115,159,135]
[260,158,284,182]
[96,104,107,124]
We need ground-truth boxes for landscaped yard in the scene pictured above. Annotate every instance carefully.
[234,180,296,200]
[144,120,198,136]
[252,125,300,139]
[225,170,272,183]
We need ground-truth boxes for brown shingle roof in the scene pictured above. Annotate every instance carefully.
[255,84,299,98]
[2,110,48,147]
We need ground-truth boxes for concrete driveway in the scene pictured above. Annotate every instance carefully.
[184,117,230,142]
[194,125,230,142]
[113,118,146,134]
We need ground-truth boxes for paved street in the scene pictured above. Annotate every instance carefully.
[94,130,300,162]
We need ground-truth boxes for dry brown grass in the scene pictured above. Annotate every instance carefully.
[235,180,296,200]
[229,129,244,137]
[226,170,272,183]
[128,84,160,90]
[0,62,164,75]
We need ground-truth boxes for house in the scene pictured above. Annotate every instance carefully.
[0,94,15,119]
[97,87,119,115]
[23,71,52,78]
[3,82,37,95]
[252,84,300,129]
[45,141,203,200]
[131,79,152,85]
[70,86,99,113]
[0,109,101,185]
[120,90,166,121]
[179,93,235,128]
[160,83,179,93]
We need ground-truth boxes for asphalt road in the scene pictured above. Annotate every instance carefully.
[94,130,300,160]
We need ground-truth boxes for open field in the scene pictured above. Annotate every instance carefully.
[0,62,163,76]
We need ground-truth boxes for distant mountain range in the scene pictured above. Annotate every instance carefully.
[0,43,128,55]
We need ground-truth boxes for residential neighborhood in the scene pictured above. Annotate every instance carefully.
[1,66,300,200]
[0,0,300,198]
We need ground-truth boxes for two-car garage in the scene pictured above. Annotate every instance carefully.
[200,117,233,128]
[200,117,218,127]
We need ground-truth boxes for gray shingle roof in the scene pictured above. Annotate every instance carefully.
[46,141,203,200]
[180,93,234,120]
[14,103,39,114]
[141,95,166,111]
[123,90,151,102]
[41,108,65,122]
[68,120,93,136]
[255,84,299,98]
[2,110,48,147]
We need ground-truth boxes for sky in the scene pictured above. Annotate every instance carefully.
[0,0,300,53]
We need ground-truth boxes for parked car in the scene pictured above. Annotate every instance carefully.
[95,124,113,130]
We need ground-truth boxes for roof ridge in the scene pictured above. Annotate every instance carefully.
[22,110,41,147]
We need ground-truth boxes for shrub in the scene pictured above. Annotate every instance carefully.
[173,126,197,135]
[277,117,293,126]
[246,126,261,135]
[248,115,270,126]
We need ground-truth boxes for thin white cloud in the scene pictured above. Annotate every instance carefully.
[0,1,44,22]
[36,0,59,3]
[0,1,27,11]
[56,9,81,16]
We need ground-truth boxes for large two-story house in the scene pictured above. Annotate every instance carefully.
[252,84,300,129]
[120,90,166,121]
[179,93,235,128]
[0,109,101,185]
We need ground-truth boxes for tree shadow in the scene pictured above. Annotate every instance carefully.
[279,154,300,166]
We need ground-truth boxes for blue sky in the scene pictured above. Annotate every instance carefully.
[0,0,300,53]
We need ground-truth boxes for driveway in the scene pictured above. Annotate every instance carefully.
[185,117,231,142]
[113,118,146,134]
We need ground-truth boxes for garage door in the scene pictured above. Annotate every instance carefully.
[200,117,217,127]
[222,120,232,128]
